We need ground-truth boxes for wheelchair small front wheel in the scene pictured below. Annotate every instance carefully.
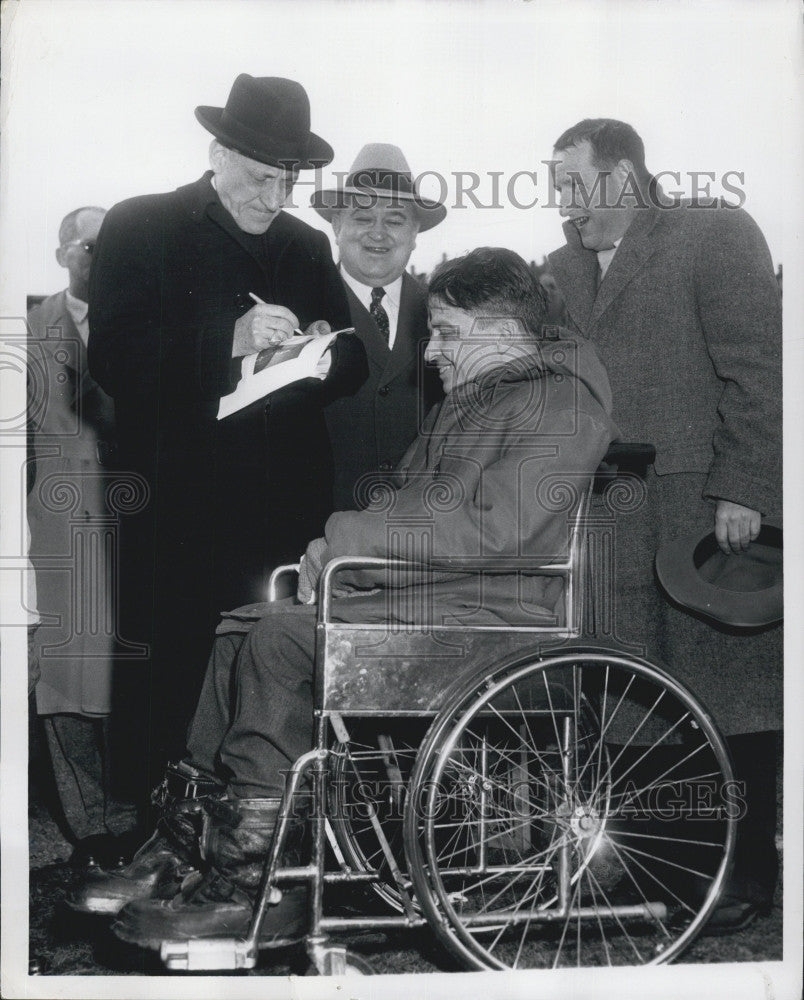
[403,648,736,970]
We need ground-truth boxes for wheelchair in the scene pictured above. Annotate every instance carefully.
[160,446,737,974]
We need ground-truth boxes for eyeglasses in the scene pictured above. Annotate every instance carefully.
[61,240,96,254]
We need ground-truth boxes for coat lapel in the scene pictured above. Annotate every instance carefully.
[43,291,86,378]
[588,207,664,328]
[550,229,599,332]
[382,273,422,384]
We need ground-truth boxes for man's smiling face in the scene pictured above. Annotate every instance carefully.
[332,200,419,287]
[552,139,634,251]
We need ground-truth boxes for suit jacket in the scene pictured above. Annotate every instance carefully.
[548,202,782,516]
[325,272,443,510]
[27,291,117,714]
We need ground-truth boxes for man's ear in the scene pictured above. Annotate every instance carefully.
[209,139,227,173]
[614,158,636,185]
[330,210,343,241]
[55,246,67,269]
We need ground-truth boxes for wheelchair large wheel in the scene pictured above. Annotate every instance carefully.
[403,648,736,970]
[328,719,429,912]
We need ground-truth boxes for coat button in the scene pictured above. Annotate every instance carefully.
[378,385,390,397]
[379,461,393,472]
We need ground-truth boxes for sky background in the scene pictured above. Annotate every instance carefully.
[1,2,802,997]
[0,0,800,304]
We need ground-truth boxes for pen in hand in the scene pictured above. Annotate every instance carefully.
[248,292,304,336]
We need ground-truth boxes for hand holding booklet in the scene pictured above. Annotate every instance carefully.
[217,328,355,420]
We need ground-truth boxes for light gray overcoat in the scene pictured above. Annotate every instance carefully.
[549,201,782,735]
[28,290,118,715]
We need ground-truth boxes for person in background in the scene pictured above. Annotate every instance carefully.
[86,76,366,798]
[547,118,782,933]
[27,206,138,868]
[312,143,445,510]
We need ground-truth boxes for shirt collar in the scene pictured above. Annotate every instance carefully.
[339,267,404,310]
[65,290,88,323]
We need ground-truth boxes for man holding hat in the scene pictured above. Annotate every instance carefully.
[87,76,367,800]
[547,118,782,933]
[313,143,445,510]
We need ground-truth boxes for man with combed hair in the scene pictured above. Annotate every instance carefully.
[71,247,617,954]
[547,117,782,932]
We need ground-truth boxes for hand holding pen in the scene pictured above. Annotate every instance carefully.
[231,292,333,357]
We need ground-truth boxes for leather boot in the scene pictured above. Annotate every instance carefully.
[112,795,308,950]
[67,761,224,915]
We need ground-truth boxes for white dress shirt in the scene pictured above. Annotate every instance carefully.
[340,268,403,350]
[65,290,90,348]
[596,238,622,281]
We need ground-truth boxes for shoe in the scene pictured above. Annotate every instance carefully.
[112,795,308,949]
[66,761,223,915]
[699,894,772,937]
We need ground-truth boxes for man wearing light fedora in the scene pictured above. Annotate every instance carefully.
[313,143,445,511]
[86,75,367,811]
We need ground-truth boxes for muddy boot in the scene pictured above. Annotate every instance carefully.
[67,761,224,915]
[112,795,308,950]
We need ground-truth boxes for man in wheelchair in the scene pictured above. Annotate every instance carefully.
[70,247,618,954]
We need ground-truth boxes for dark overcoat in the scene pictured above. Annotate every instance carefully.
[325,273,443,511]
[549,201,782,735]
[86,173,365,766]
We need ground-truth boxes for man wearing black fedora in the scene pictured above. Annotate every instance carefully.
[312,143,445,511]
[86,75,367,810]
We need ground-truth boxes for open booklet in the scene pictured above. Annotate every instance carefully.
[217,328,355,420]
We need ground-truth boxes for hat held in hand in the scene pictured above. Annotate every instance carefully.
[311,143,447,231]
[195,74,333,170]
[655,520,782,629]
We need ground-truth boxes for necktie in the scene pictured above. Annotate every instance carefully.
[370,287,390,344]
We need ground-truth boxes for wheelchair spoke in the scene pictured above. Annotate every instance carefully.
[405,652,736,970]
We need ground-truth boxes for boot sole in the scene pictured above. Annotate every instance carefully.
[111,919,305,951]
[64,896,129,916]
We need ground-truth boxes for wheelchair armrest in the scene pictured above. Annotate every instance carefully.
[318,554,575,624]
[267,563,301,602]
[593,441,655,493]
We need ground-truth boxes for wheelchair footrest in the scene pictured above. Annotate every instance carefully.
[160,937,258,971]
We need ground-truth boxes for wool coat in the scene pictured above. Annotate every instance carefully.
[324,273,443,511]
[548,201,782,735]
[86,173,366,770]
[27,291,118,716]
[322,332,617,623]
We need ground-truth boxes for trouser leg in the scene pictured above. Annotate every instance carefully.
[184,632,248,777]
[97,717,139,836]
[727,730,779,905]
[42,713,108,841]
[217,605,318,799]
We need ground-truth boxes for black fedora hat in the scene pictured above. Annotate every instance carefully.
[655,519,782,629]
[195,74,333,170]
[311,143,447,232]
